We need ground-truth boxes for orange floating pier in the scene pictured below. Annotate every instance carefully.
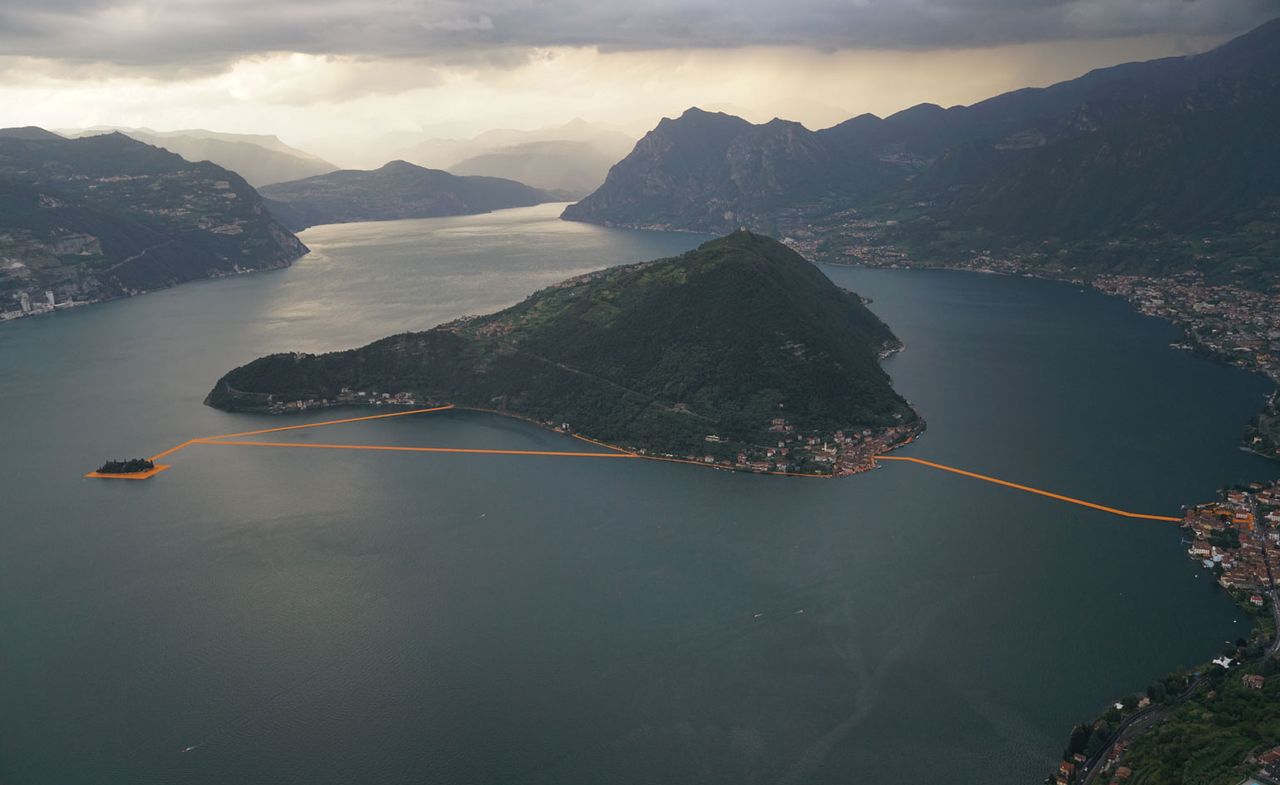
[195,439,639,459]
[82,403,1185,523]
[84,404,636,480]
[875,455,1181,522]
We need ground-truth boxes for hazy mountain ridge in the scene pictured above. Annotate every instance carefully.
[259,160,554,231]
[448,140,625,199]
[206,232,919,471]
[62,127,338,187]
[0,129,306,309]
[389,119,635,198]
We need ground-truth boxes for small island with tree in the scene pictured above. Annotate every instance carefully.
[86,457,167,480]
[96,458,156,474]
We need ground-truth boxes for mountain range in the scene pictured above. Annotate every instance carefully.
[259,161,554,231]
[391,119,635,198]
[449,140,627,199]
[207,232,919,471]
[564,17,1280,285]
[61,127,337,187]
[0,128,306,305]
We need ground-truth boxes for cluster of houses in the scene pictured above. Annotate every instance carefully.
[692,417,920,476]
[1093,273,1280,391]
[1183,482,1280,596]
[1251,744,1280,782]
[1055,743,1134,785]
[1051,481,1280,785]
[266,388,420,414]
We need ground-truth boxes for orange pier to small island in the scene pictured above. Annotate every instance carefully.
[82,404,1185,524]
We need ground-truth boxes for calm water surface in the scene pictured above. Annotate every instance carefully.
[2,204,1276,784]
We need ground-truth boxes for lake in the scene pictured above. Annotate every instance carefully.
[2,203,1276,784]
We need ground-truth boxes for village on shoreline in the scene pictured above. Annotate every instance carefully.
[253,386,925,478]
[1041,480,1280,785]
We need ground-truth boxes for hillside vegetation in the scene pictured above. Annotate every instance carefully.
[0,129,306,304]
[207,232,918,470]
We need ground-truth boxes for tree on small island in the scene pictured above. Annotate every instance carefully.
[96,458,156,474]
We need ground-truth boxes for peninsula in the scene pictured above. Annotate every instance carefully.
[206,232,922,475]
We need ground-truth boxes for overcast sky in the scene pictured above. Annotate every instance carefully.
[0,0,1274,164]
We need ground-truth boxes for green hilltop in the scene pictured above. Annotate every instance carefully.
[207,232,921,473]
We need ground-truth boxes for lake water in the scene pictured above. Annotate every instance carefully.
[2,203,1276,785]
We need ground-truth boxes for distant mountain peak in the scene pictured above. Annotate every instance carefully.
[378,159,422,171]
[893,103,945,119]
[672,106,749,124]
[0,126,63,141]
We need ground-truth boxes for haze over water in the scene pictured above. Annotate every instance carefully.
[1,204,1276,784]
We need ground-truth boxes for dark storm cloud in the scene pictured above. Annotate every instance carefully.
[0,0,1275,67]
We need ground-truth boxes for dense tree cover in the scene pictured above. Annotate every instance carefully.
[207,232,918,460]
[96,458,155,474]
[1121,656,1280,785]
[1054,601,1278,785]
[887,99,1280,288]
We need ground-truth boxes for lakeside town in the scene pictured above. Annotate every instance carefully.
[1044,479,1280,785]
[1090,274,1280,459]
[676,416,922,476]
[0,287,93,321]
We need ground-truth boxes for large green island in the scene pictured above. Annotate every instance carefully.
[206,232,922,475]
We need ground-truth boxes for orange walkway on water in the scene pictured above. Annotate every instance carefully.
[85,404,636,480]
[88,403,1185,522]
[875,455,1181,522]
[195,439,638,460]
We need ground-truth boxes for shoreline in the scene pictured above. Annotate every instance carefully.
[815,256,1280,465]
[0,255,301,326]
[815,260,1280,783]
[802,254,1280,783]
[210,399,925,479]
[1050,482,1279,785]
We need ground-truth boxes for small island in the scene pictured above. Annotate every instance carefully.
[86,457,167,480]
[206,232,924,476]
[96,458,156,474]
